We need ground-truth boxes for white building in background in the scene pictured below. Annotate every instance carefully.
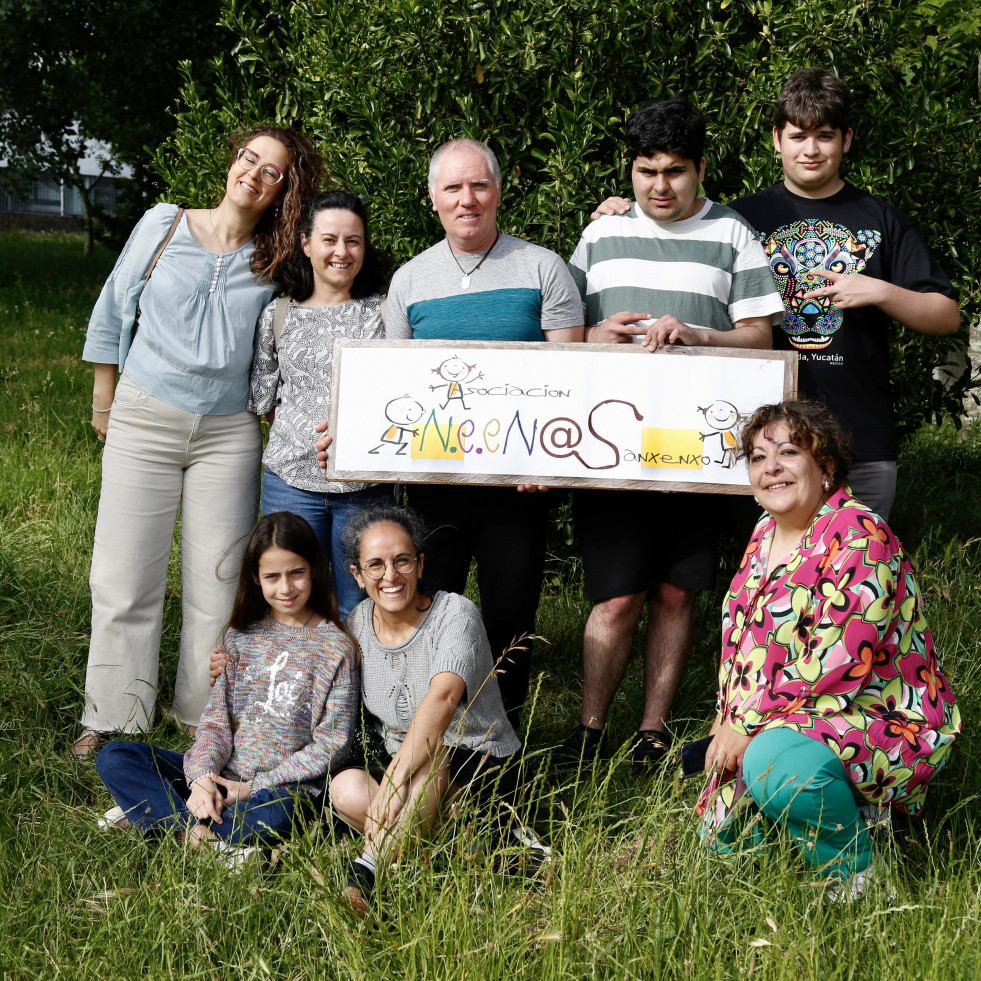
[0,135,133,217]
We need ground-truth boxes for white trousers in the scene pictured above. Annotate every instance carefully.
[81,375,260,732]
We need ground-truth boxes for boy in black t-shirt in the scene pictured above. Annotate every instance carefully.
[592,70,960,518]
[728,68,959,519]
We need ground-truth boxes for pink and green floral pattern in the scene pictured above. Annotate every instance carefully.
[700,490,959,830]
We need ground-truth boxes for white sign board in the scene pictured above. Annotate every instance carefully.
[326,340,797,494]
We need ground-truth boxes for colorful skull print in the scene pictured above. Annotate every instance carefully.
[761,220,881,350]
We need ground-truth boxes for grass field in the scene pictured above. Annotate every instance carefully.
[1,229,979,980]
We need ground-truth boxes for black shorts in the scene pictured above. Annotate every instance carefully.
[572,488,721,601]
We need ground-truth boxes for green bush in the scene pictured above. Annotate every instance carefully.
[157,0,980,433]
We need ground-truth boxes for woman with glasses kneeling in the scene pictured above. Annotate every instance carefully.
[330,504,546,915]
[699,400,959,900]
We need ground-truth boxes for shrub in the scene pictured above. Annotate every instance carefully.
[157,0,980,433]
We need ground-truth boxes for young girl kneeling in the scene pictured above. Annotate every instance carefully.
[96,512,359,859]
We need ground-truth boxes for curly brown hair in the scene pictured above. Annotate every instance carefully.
[227,124,325,282]
[739,400,852,490]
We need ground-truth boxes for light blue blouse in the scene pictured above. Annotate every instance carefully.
[82,203,275,415]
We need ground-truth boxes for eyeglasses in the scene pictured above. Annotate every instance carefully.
[235,147,285,186]
[359,554,418,579]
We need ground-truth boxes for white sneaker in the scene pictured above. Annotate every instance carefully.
[97,805,128,832]
[211,838,259,872]
[825,866,894,904]
[510,825,552,869]
[826,867,873,903]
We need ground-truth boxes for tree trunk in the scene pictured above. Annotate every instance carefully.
[77,180,95,258]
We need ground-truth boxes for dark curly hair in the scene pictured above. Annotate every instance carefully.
[739,400,852,490]
[341,504,432,600]
[626,97,705,164]
[273,190,391,300]
[226,124,325,283]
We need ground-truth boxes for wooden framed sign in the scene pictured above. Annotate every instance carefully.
[326,340,797,494]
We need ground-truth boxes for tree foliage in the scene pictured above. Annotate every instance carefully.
[0,0,227,252]
[158,0,980,432]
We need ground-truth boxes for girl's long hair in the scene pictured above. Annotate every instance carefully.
[222,512,353,649]
[226,124,325,283]
[273,189,391,301]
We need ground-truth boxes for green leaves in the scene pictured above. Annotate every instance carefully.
[158,0,980,429]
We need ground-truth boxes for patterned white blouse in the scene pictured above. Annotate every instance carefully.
[248,295,384,493]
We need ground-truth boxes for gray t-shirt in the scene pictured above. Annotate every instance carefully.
[348,590,520,758]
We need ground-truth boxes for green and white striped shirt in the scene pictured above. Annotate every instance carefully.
[567,199,784,335]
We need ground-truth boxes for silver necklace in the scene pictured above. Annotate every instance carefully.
[208,208,228,254]
[447,231,501,290]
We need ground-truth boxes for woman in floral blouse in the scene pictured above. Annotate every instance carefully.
[699,400,959,898]
[249,191,395,618]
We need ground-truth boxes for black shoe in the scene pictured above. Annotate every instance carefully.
[551,724,607,774]
[343,860,375,917]
[631,729,671,772]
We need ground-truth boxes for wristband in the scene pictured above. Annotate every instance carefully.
[92,405,111,413]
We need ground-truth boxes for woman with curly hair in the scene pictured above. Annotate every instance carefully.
[698,400,959,899]
[74,125,324,757]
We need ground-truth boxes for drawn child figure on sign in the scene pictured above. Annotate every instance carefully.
[370,395,425,455]
[698,400,742,468]
[429,356,483,411]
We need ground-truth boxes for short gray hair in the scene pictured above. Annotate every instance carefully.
[427,138,501,191]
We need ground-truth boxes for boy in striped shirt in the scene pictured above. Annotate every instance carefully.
[558,98,784,774]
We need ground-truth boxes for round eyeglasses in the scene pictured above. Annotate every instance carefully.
[235,147,285,186]
[359,554,418,579]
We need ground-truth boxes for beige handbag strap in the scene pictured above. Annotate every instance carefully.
[132,207,185,341]
[144,206,184,285]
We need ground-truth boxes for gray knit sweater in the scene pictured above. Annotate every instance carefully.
[348,591,520,759]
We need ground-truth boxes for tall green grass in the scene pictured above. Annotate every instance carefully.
[1,229,979,980]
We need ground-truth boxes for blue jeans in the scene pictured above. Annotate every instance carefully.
[96,740,312,845]
[260,470,395,619]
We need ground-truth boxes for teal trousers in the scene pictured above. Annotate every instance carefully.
[718,727,875,878]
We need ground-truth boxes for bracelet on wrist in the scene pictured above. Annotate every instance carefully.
[92,405,111,413]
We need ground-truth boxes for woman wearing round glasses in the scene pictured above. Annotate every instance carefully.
[329,504,540,915]
[247,190,395,619]
[74,125,323,758]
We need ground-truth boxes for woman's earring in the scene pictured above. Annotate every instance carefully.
[823,477,831,491]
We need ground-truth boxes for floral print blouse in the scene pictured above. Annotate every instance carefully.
[705,489,959,821]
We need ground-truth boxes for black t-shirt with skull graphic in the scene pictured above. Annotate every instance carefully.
[730,181,956,461]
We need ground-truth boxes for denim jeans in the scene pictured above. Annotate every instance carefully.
[260,469,395,619]
[96,740,312,845]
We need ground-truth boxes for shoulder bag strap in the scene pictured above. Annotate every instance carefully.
[132,206,185,339]
[144,206,184,285]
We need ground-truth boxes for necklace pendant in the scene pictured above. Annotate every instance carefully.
[460,275,470,290]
